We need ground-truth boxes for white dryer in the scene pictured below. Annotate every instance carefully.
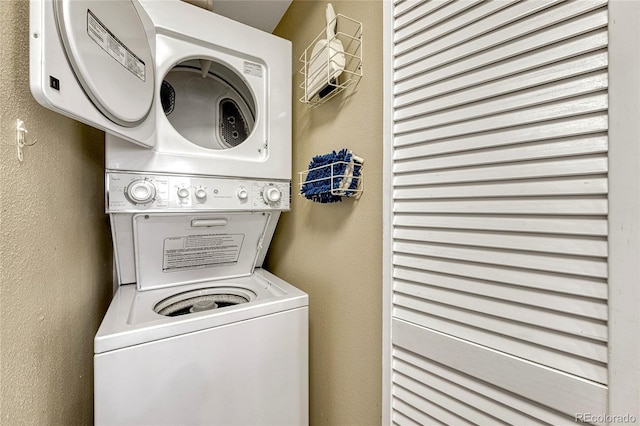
[30,0,291,179]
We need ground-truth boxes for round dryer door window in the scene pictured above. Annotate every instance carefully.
[53,0,154,127]
[161,59,257,150]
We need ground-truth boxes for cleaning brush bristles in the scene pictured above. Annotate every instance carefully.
[300,149,363,203]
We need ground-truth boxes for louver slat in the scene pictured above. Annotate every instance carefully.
[393,214,608,237]
[393,267,607,323]
[393,347,578,425]
[393,304,608,383]
[394,372,500,425]
[389,0,609,422]
[393,241,607,277]
[393,286,607,340]
[394,73,608,133]
[394,0,449,22]
[394,0,477,34]
[392,399,447,426]
[393,177,608,198]
[393,320,607,417]
[394,95,607,146]
[393,198,608,216]
[394,0,522,57]
[393,384,474,425]
[393,358,544,425]
[395,9,608,82]
[393,227,607,257]
[395,0,606,71]
[393,254,607,299]
[395,51,608,118]
[393,136,608,172]
[394,30,608,97]
[394,115,608,160]
[393,156,607,185]
[392,409,424,426]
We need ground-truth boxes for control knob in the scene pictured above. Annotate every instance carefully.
[177,187,190,199]
[263,186,282,204]
[125,179,156,205]
[237,188,249,201]
[195,187,207,201]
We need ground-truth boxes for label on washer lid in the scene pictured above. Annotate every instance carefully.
[244,61,263,78]
[86,9,146,81]
[162,234,244,272]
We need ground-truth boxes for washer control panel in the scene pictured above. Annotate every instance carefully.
[107,172,290,212]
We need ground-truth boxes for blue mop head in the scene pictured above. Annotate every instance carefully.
[301,149,363,203]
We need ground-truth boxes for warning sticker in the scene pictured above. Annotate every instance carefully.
[162,234,244,272]
[87,10,146,81]
[244,61,263,78]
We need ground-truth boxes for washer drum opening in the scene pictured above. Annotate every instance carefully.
[154,287,256,317]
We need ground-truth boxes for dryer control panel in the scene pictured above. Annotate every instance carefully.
[106,172,290,213]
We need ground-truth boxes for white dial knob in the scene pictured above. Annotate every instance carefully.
[237,188,249,200]
[263,186,282,204]
[126,179,156,204]
[177,187,190,199]
[195,188,207,200]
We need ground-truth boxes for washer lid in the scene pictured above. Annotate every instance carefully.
[132,212,272,291]
[53,0,154,126]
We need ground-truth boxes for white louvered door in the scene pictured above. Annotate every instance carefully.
[384,0,611,423]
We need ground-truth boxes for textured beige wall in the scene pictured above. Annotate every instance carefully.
[0,0,112,424]
[268,1,383,424]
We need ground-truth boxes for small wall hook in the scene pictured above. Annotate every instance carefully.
[16,119,37,162]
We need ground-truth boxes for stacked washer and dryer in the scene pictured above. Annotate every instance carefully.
[30,0,308,424]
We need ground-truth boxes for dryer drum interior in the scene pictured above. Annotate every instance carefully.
[161,59,257,150]
[154,286,256,317]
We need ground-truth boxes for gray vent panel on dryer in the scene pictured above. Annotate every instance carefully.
[219,98,250,147]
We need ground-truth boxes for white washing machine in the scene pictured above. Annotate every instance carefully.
[30,0,291,179]
[30,1,307,424]
[95,269,307,425]
[96,172,307,425]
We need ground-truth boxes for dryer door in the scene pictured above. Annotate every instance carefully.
[30,0,156,146]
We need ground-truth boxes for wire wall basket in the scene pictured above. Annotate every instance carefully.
[299,13,363,107]
[299,154,364,203]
